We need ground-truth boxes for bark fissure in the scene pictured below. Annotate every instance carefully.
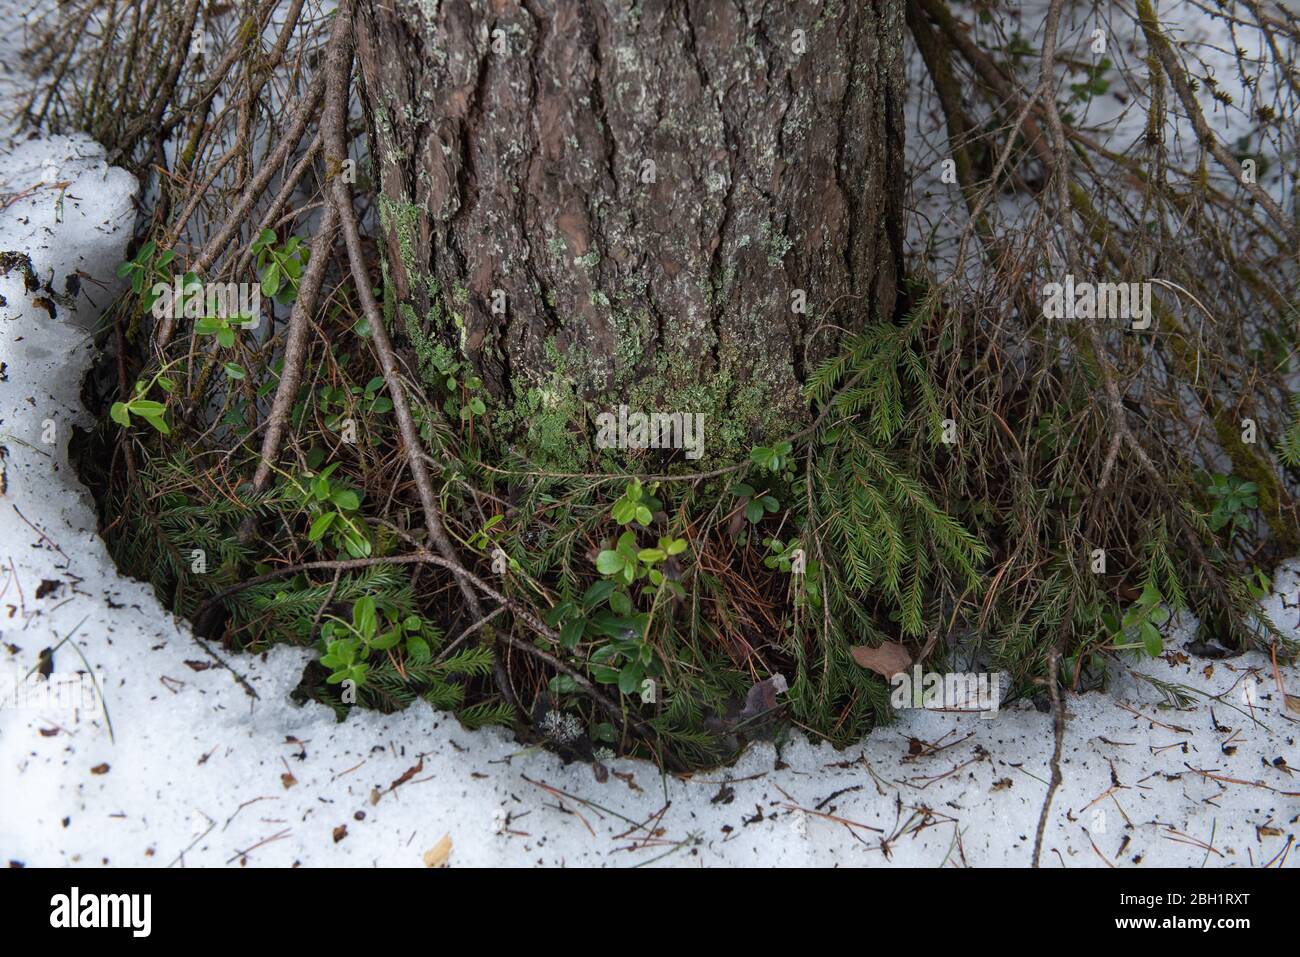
[357,0,905,463]
[519,0,562,362]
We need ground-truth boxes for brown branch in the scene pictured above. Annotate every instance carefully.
[1136,0,1297,247]
[155,69,327,350]
[235,133,323,276]
[1032,649,1065,867]
[319,0,519,714]
[245,11,352,497]
[1031,0,1070,872]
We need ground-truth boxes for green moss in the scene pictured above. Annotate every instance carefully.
[378,193,465,393]
[373,185,806,472]
[377,195,429,296]
[623,343,805,462]
[489,340,590,472]
[491,326,805,472]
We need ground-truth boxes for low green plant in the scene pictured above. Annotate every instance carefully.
[750,440,794,473]
[295,463,370,558]
[1106,580,1170,657]
[109,366,177,435]
[251,229,309,304]
[114,240,174,313]
[1204,473,1258,537]
[610,478,657,526]
[319,597,432,688]
[734,482,779,524]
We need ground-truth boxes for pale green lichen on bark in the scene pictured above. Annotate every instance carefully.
[492,323,807,473]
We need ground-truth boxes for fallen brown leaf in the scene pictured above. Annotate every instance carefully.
[423,834,452,868]
[849,641,912,678]
[613,770,641,792]
[89,763,109,775]
[738,673,788,721]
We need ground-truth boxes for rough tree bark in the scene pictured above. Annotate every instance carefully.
[355,0,905,463]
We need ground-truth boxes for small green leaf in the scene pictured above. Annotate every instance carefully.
[330,489,360,511]
[307,511,336,542]
[559,619,584,649]
[353,596,377,637]
[617,667,641,695]
[581,581,615,611]
[592,665,620,685]
[139,413,169,435]
[545,601,574,627]
[595,551,625,575]
[261,264,281,297]
[1141,623,1163,657]
[549,674,579,694]
[609,590,632,615]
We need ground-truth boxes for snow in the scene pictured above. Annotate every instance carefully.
[1,1,1297,867]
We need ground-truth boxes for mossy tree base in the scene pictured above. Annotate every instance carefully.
[355,0,906,464]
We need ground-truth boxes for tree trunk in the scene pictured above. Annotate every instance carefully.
[355,0,906,465]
